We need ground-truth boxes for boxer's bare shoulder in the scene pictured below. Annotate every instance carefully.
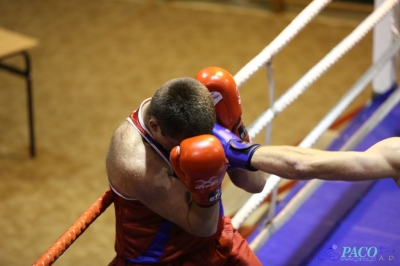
[106,120,171,199]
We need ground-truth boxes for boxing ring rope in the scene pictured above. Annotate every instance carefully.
[231,0,399,229]
[32,190,114,266]
[249,86,400,252]
[248,33,400,237]
[234,0,333,88]
[245,0,399,140]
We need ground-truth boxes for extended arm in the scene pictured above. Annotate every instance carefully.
[250,137,400,182]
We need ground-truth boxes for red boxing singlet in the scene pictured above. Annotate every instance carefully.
[109,100,261,266]
[110,99,224,264]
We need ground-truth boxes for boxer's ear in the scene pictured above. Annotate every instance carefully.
[149,118,159,132]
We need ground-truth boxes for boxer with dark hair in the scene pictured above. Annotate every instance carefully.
[106,76,265,265]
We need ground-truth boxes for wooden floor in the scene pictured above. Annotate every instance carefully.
[0,0,397,265]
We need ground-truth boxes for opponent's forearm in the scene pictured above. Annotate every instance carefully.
[250,146,358,181]
[249,146,311,180]
[250,145,394,182]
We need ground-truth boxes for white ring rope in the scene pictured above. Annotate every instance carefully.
[249,35,400,241]
[250,179,324,252]
[247,0,399,140]
[232,174,281,229]
[231,2,400,230]
[301,35,400,149]
[234,0,333,88]
[249,86,400,252]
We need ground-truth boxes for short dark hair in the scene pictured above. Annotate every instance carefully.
[147,77,216,139]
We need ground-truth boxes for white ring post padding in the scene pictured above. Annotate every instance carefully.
[249,86,400,252]
[234,0,333,89]
[247,0,400,140]
[372,0,399,94]
[231,22,400,230]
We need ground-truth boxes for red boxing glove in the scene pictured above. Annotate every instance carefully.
[195,66,250,141]
[170,135,227,207]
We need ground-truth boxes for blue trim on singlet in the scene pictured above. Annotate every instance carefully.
[129,104,172,169]
[144,133,171,163]
[126,220,174,264]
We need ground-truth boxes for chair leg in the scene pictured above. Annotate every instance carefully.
[0,52,36,157]
[22,52,36,157]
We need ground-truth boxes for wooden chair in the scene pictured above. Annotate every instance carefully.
[0,27,39,157]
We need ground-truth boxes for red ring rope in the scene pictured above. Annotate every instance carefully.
[32,190,114,266]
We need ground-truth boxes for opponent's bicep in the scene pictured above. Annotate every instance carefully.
[365,138,400,179]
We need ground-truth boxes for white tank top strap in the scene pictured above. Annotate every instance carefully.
[128,98,174,174]
[108,180,138,200]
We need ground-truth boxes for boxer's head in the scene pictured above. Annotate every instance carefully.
[147,77,216,149]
